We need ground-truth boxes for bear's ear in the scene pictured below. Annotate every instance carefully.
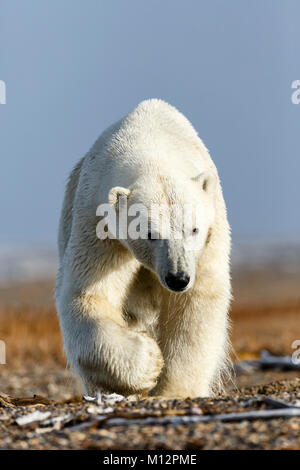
[109,186,131,210]
[192,171,216,195]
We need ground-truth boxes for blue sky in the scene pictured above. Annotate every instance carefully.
[0,0,299,245]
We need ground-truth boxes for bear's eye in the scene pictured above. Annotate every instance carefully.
[148,230,159,240]
[192,228,199,235]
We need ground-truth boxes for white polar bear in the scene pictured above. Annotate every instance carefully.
[55,99,232,398]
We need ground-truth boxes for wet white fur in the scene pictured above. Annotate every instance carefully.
[55,99,231,398]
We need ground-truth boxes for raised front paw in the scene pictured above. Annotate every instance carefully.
[129,332,164,393]
[76,330,164,397]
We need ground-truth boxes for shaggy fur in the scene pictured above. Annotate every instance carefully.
[56,99,231,398]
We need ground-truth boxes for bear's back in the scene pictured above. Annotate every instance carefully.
[90,99,216,180]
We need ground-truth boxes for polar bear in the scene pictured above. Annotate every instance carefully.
[55,99,231,398]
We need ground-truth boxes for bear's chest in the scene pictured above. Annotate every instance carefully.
[122,266,162,338]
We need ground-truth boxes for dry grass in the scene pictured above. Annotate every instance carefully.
[0,305,65,368]
[0,274,299,370]
[231,300,300,358]
[0,280,299,400]
[0,299,299,370]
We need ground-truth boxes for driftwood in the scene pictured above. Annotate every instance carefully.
[0,393,54,408]
[68,396,300,431]
[67,406,300,431]
[236,350,300,373]
[1,388,298,433]
[104,407,300,427]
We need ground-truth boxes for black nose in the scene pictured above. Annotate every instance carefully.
[165,271,190,292]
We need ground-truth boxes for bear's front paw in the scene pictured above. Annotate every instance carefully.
[73,329,164,397]
[129,333,164,393]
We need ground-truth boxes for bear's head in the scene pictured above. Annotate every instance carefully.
[108,171,217,293]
